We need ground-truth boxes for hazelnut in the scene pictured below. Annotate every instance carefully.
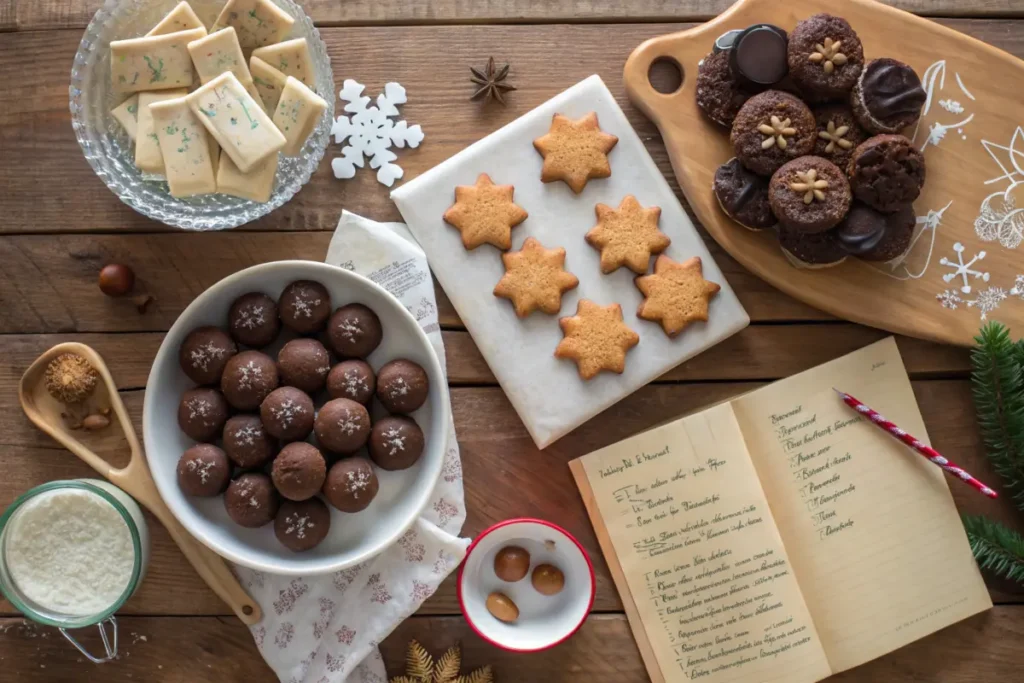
[81,414,111,431]
[44,353,99,404]
[531,564,565,596]
[485,592,519,623]
[494,545,530,582]
[99,263,135,297]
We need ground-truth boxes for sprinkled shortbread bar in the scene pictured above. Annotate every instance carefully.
[110,27,207,93]
[272,76,327,156]
[135,89,189,173]
[149,96,218,197]
[251,38,314,88]
[146,1,204,36]
[212,0,294,51]
[111,94,140,141]
[249,55,288,113]
[216,152,278,203]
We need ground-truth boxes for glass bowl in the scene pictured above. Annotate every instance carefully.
[69,0,334,230]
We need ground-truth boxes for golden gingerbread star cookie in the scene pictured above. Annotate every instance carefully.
[532,112,618,194]
[443,173,528,250]
[555,299,640,380]
[585,195,671,274]
[493,237,580,317]
[635,255,721,337]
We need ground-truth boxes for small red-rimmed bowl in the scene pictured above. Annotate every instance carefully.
[457,518,595,652]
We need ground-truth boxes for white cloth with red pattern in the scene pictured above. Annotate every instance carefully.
[233,211,469,682]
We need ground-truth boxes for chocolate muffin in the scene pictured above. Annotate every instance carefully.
[224,473,279,528]
[768,156,851,233]
[228,292,280,348]
[271,441,327,501]
[279,280,331,335]
[695,50,750,127]
[221,350,279,411]
[851,58,926,134]
[713,158,777,231]
[260,386,315,442]
[327,304,383,359]
[859,204,916,262]
[222,414,276,468]
[177,387,229,442]
[277,338,331,394]
[327,359,376,404]
[323,456,379,513]
[179,326,237,385]
[376,359,430,414]
[369,415,425,471]
[787,14,864,99]
[275,498,331,552]
[812,104,867,169]
[778,227,848,269]
[314,398,371,454]
[728,24,789,91]
[177,444,230,497]
[848,135,926,213]
[731,91,816,176]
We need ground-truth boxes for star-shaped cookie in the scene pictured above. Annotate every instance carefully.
[443,173,528,250]
[494,237,580,317]
[585,195,671,274]
[533,112,618,194]
[635,255,721,337]
[555,299,640,380]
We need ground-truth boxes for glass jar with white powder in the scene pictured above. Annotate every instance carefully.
[0,479,150,662]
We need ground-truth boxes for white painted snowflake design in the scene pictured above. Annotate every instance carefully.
[967,286,1008,320]
[330,80,424,187]
[939,98,964,114]
[1011,275,1024,298]
[936,289,963,310]
[939,242,989,293]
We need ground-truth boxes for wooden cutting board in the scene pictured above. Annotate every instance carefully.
[624,0,1024,346]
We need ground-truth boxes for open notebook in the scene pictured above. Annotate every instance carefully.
[570,338,991,683]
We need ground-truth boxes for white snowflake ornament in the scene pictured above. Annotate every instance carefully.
[330,79,424,187]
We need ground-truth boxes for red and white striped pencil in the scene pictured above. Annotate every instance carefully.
[833,388,998,499]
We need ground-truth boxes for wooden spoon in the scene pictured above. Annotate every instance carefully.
[18,342,261,625]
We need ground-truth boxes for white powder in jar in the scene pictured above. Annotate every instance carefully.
[5,488,136,616]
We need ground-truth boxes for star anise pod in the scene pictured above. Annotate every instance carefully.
[470,57,516,105]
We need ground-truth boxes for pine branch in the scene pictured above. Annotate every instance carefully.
[962,514,1024,583]
[457,666,494,683]
[405,640,434,681]
[971,322,1024,508]
[433,644,462,683]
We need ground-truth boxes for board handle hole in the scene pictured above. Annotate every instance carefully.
[648,57,684,95]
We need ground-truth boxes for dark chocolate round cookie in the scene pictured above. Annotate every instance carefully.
[179,326,237,385]
[848,134,926,213]
[278,280,331,335]
[713,158,777,231]
[731,90,816,176]
[835,202,889,255]
[228,292,280,348]
[327,304,383,359]
[275,498,331,552]
[695,50,750,128]
[277,338,331,394]
[221,350,279,411]
[778,227,848,269]
[222,414,276,468]
[177,387,229,442]
[224,473,280,528]
[768,156,851,233]
[369,415,425,471]
[177,444,230,497]
[376,359,430,414]
[851,58,926,134]
[314,398,371,454]
[812,104,867,169]
[327,359,376,404]
[272,441,327,502]
[787,13,864,99]
[260,386,315,442]
[323,456,379,513]
[859,204,916,262]
[729,24,789,91]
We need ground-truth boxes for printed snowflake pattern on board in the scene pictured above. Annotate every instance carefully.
[1011,275,1024,298]
[968,287,1008,320]
[939,242,989,293]
[936,289,963,310]
[330,80,424,187]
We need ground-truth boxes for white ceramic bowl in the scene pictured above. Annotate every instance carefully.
[142,261,449,574]
[458,519,595,652]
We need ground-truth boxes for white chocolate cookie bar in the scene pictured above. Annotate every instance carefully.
[272,76,327,156]
[149,96,218,197]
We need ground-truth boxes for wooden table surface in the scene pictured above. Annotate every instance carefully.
[3,0,1024,680]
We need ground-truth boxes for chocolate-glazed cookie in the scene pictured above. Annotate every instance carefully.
[222,414,276,468]
[859,204,916,262]
[228,292,280,348]
[848,134,926,213]
[731,90,816,176]
[695,50,750,128]
[323,456,379,513]
[787,14,864,99]
[713,158,776,231]
[224,473,279,528]
[778,227,848,269]
[277,338,331,394]
[836,203,890,255]
[768,156,851,233]
[327,304,383,359]
[221,350,279,411]
[179,326,237,385]
[851,58,925,134]
[279,280,331,335]
[812,104,867,169]
[177,387,229,442]
[369,415,425,471]
[275,498,331,552]
[729,24,789,91]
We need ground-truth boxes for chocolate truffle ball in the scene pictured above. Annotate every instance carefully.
[695,50,750,127]
[271,442,327,501]
[851,58,926,135]
[323,457,380,513]
[778,227,848,269]
[221,350,279,411]
[812,104,867,170]
[179,326,237,385]
[859,204,916,263]
[369,415,425,471]
[376,359,430,414]
[314,398,371,454]
[277,338,331,394]
[731,90,816,176]
[222,414,276,468]
[275,498,331,552]
[713,158,777,231]
[228,292,280,348]
[224,473,279,528]
[177,387,229,442]
[848,134,926,213]
[260,386,315,442]
[768,156,851,233]
[787,14,864,99]
[177,444,230,497]
[278,280,331,334]
[327,360,376,404]
[327,304,383,359]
